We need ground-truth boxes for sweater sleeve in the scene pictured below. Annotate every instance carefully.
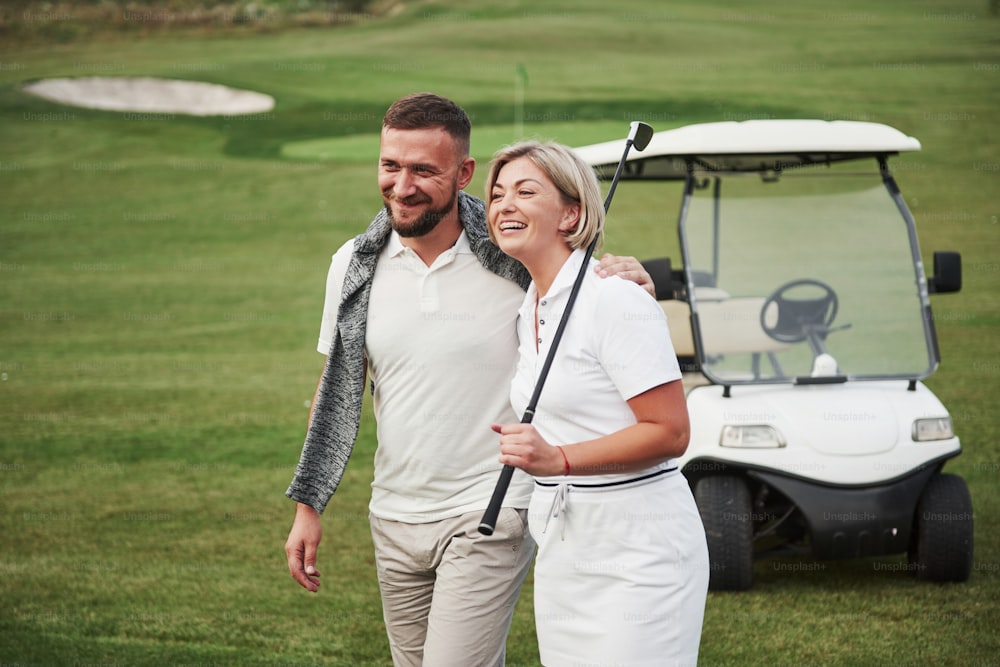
[286,308,368,513]
[286,219,385,514]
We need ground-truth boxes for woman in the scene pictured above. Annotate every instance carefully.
[486,141,709,667]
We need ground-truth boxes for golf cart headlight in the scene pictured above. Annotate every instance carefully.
[912,417,954,442]
[720,425,786,448]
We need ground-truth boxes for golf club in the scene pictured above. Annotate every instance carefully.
[478,121,654,536]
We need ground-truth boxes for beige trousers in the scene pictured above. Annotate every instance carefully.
[369,508,535,667]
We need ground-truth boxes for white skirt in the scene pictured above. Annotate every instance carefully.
[527,470,710,667]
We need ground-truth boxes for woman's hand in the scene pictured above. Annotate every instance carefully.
[492,423,565,477]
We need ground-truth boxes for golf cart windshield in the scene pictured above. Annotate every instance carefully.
[681,160,936,385]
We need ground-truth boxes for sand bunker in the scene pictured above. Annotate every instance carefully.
[22,76,275,116]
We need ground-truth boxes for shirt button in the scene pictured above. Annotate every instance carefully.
[537,338,543,345]
[539,319,545,325]
[541,300,547,306]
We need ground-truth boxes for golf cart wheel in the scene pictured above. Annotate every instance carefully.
[694,475,754,591]
[908,473,973,582]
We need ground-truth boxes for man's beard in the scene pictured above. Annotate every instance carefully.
[384,185,458,238]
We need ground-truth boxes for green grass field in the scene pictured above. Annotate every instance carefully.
[2,1,999,665]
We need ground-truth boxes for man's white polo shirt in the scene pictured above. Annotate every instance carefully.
[318,230,532,523]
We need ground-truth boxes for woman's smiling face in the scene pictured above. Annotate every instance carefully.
[488,156,580,266]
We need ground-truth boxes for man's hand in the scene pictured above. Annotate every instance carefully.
[595,253,655,299]
[285,502,322,592]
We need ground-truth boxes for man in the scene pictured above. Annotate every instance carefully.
[285,93,654,666]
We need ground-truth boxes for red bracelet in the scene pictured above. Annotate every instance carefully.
[557,446,571,475]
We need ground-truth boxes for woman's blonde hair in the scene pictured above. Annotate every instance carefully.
[485,140,605,251]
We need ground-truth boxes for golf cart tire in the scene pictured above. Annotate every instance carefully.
[695,475,754,591]
[909,473,973,582]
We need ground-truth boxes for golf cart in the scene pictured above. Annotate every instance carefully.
[575,120,973,590]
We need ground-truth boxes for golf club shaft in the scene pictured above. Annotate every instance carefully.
[479,125,651,536]
[478,233,599,535]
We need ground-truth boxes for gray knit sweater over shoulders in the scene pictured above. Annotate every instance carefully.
[286,192,529,514]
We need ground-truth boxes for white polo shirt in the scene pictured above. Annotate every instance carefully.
[511,249,682,485]
[318,230,532,522]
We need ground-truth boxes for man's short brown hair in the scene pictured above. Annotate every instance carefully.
[383,92,471,157]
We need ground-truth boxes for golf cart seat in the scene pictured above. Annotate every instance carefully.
[643,258,788,361]
[658,292,788,388]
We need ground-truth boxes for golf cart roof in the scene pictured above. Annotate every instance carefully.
[574,119,921,179]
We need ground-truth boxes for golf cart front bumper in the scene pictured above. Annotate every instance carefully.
[748,461,945,560]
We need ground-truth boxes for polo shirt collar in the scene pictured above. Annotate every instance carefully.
[530,248,591,302]
[386,229,472,261]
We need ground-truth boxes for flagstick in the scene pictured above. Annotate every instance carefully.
[514,64,525,139]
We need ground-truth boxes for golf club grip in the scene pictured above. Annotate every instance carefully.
[478,464,515,536]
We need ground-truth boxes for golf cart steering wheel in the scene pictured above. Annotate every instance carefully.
[760,279,839,344]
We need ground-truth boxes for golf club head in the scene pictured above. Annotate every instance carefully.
[601,121,654,214]
[628,121,655,152]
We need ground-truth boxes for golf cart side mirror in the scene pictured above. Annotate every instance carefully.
[928,251,962,294]
[641,257,681,301]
